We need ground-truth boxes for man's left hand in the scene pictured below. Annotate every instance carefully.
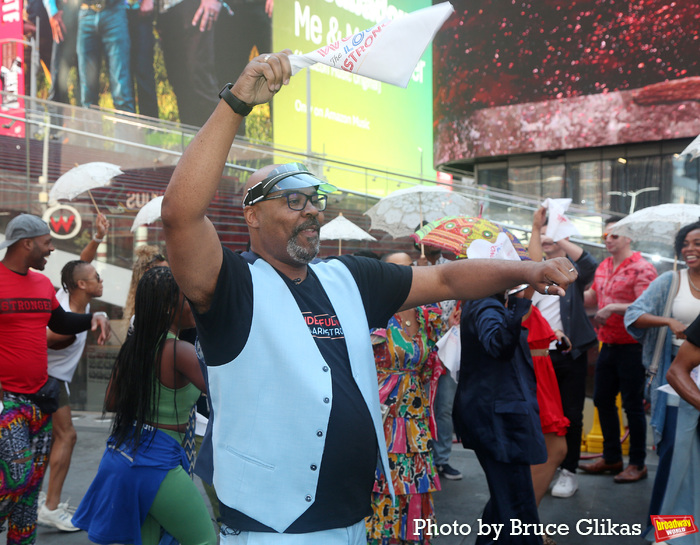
[91,313,111,345]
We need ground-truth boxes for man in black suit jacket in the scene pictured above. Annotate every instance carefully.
[454,294,546,545]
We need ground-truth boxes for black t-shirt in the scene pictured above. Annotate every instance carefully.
[685,314,700,346]
[192,249,412,533]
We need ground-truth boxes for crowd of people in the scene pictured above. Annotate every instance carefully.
[2,50,700,545]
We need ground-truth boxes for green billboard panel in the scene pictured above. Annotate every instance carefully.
[272,0,434,196]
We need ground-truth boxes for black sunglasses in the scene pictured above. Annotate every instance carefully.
[262,191,327,211]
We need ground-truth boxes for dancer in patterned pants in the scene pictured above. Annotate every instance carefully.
[0,213,110,545]
[0,394,52,545]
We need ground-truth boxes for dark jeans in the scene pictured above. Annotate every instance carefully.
[48,0,81,104]
[127,9,158,118]
[25,0,53,76]
[593,343,647,467]
[157,0,219,127]
[77,3,135,112]
[550,349,588,472]
[475,450,542,545]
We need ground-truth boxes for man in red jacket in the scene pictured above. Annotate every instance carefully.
[580,216,657,483]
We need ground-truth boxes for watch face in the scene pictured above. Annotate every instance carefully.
[219,83,233,98]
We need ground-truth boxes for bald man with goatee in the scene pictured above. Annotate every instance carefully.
[161,50,578,544]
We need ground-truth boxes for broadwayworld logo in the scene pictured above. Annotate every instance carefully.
[651,515,699,542]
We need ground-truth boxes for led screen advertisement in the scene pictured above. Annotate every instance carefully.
[272,0,434,195]
[434,0,700,164]
[0,0,25,138]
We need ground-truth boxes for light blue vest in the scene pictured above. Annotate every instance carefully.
[207,258,392,532]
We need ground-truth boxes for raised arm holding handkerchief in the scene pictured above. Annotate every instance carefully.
[542,198,581,242]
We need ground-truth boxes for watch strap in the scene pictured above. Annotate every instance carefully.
[218,83,253,116]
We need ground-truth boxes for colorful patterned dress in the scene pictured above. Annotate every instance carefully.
[366,305,445,545]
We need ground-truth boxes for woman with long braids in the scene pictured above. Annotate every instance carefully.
[72,267,216,545]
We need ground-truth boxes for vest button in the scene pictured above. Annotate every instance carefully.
[305,495,312,502]
[322,365,329,372]
[316,430,323,437]
[323,397,330,403]
[310,464,317,471]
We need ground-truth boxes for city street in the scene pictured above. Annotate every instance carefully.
[14,411,655,544]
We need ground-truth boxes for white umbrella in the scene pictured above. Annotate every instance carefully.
[49,162,123,213]
[680,133,700,161]
[131,196,164,232]
[364,185,477,238]
[608,203,700,244]
[320,213,376,254]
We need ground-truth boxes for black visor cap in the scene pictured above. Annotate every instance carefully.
[243,163,336,207]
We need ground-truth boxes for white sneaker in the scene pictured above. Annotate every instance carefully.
[37,503,80,532]
[551,468,578,498]
[58,499,76,515]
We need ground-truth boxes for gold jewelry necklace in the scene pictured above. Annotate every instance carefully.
[689,271,700,292]
[397,312,413,328]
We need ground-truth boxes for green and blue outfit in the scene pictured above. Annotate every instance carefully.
[73,332,216,545]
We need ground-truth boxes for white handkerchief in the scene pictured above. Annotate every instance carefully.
[195,412,209,437]
[288,2,454,88]
[542,198,581,242]
[436,325,461,382]
[466,231,521,261]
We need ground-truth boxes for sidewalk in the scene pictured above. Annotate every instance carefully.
[18,412,654,544]
[432,445,654,544]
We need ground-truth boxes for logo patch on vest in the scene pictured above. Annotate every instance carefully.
[303,312,345,339]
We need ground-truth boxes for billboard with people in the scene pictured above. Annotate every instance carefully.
[6,0,437,195]
[271,0,435,194]
[0,0,25,138]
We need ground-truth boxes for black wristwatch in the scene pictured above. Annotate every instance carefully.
[218,83,253,116]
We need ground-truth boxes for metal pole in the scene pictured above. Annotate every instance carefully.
[628,187,659,214]
[30,20,38,98]
[25,115,31,211]
[306,68,311,155]
[607,187,659,214]
[418,147,423,180]
[40,112,50,210]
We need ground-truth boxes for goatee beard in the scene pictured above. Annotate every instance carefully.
[287,219,321,264]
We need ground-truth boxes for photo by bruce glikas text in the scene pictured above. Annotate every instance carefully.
[414,518,643,539]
